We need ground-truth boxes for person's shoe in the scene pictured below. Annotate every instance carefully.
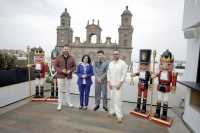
[83,106,87,110]
[108,113,116,118]
[57,104,62,111]
[103,106,108,112]
[93,105,99,111]
[117,117,123,123]
[68,103,73,108]
[79,106,83,110]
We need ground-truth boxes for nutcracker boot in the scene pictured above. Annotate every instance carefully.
[34,85,40,98]
[154,102,161,118]
[40,86,44,98]
[141,98,147,113]
[50,82,54,98]
[161,102,168,120]
[55,87,58,99]
[134,97,141,112]
[55,80,58,99]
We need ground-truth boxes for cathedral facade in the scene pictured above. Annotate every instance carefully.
[56,6,133,65]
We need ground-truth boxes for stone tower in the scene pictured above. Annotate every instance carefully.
[118,6,133,47]
[57,8,73,47]
[86,19,102,43]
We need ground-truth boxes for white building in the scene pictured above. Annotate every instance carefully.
[181,0,200,132]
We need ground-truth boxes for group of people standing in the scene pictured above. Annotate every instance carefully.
[32,46,178,123]
[53,46,127,123]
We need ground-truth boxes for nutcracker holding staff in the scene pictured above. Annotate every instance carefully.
[32,47,48,98]
[132,49,152,114]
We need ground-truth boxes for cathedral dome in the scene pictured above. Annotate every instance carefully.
[122,6,132,16]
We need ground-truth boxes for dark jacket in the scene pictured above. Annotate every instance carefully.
[54,54,76,79]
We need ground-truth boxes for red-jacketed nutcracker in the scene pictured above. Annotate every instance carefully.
[153,49,177,121]
[132,49,152,114]
[33,47,48,98]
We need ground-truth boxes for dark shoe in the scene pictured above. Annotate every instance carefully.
[161,115,167,121]
[103,106,108,112]
[35,86,39,98]
[40,86,44,98]
[161,103,168,121]
[34,95,40,98]
[134,97,141,112]
[154,113,160,118]
[141,98,147,113]
[93,105,100,111]
[134,107,140,112]
[83,106,87,110]
[141,108,146,114]
[79,106,83,110]
[154,102,161,118]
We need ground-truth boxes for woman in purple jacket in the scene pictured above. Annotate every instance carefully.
[77,55,94,110]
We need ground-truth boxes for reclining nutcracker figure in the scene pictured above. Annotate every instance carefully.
[32,47,48,98]
[130,49,152,118]
[48,47,59,99]
[153,49,177,123]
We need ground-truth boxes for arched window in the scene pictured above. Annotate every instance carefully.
[90,34,97,44]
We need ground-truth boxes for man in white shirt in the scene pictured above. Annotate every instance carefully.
[107,49,127,123]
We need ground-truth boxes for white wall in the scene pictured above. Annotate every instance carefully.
[183,0,200,29]
[0,81,35,107]
[182,1,200,132]
[183,38,200,81]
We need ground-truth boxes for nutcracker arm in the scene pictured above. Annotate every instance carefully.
[131,72,139,77]
[151,73,158,79]
[27,64,35,68]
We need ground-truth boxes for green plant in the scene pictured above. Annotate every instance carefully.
[0,53,17,70]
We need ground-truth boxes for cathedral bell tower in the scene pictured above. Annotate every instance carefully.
[118,6,133,47]
[57,8,73,47]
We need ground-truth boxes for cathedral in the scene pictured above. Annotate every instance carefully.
[56,6,133,65]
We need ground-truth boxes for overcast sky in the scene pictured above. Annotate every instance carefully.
[0,0,187,61]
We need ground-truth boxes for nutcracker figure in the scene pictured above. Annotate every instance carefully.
[49,47,59,98]
[132,49,152,114]
[154,49,177,120]
[33,47,48,98]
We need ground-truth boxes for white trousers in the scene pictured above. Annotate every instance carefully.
[157,91,169,103]
[35,78,44,86]
[57,78,72,105]
[109,87,123,119]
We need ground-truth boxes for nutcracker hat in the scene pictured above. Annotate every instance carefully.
[160,49,174,63]
[34,47,45,56]
[139,49,152,65]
